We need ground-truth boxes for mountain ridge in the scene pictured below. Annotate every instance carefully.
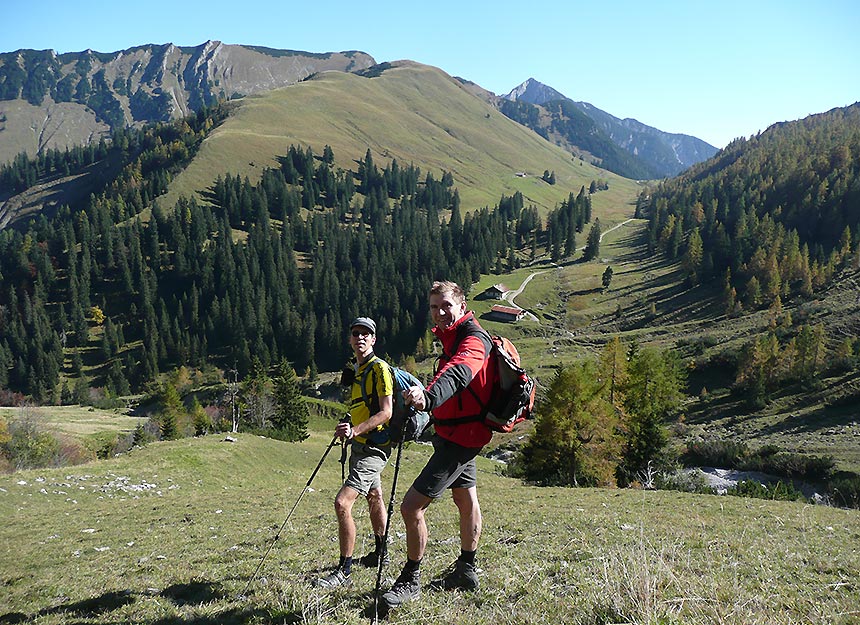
[0,42,375,164]
[502,77,718,177]
[161,61,640,215]
[2,43,717,181]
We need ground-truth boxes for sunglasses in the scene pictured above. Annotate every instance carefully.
[351,329,372,337]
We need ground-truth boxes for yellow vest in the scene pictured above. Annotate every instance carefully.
[349,356,394,444]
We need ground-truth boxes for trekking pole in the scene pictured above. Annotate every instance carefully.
[340,436,349,483]
[371,437,405,623]
[239,415,349,599]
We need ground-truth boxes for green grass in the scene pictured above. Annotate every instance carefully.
[2,433,858,624]
[0,405,146,438]
[161,62,642,219]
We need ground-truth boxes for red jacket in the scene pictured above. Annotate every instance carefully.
[425,311,493,448]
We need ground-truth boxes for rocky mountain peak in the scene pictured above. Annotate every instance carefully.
[503,78,568,105]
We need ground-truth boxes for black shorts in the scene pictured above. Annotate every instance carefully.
[411,434,482,499]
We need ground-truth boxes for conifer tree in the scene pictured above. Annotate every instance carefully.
[617,346,684,486]
[190,397,212,436]
[513,360,620,487]
[682,227,704,285]
[601,266,613,292]
[583,219,601,260]
[271,359,309,441]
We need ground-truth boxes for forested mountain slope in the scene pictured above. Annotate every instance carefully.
[162,61,637,215]
[645,102,860,298]
[0,74,632,403]
[639,102,860,419]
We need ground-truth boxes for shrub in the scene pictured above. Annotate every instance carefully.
[729,479,806,502]
[682,439,748,468]
[654,469,712,494]
[86,431,122,459]
[3,415,60,470]
[682,440,834,482]
[57,435,96,465]
[740,450,835,481]
[828,472,860,509]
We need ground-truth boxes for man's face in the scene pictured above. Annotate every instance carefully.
[350,326,375,359]
[429,291,466,331]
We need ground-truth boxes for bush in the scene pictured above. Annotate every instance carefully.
[56,435,96,465]
[86,431,122,459]
[729,479,807,502]
[3,414,60,470]
[654,469,712,494]
[828,473,860,509]
[682,439,748,468]
[740,450,835,481]
[682,440,834,482]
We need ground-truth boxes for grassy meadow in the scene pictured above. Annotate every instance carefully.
[5,64,860,621]
[161,62,642,220]
[0,405,145,439]
[2,433,858,625]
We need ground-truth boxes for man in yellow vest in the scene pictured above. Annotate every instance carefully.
[315,317,394,588]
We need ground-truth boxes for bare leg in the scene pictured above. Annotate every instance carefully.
[400,486,433,561]
[334,485,361,557]
[366,486,387,537]
[451,486,481,551]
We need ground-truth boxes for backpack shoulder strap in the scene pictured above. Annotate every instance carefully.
[357,356,383,409]
[442,319,493,360]
[439,321,495,425]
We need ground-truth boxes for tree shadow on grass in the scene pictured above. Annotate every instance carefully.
[145,606,303,625]
[0,590,134,624]
[0,580,303,625]
[761,402,860,436]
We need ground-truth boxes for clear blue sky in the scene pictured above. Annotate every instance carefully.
[5,0,859,148]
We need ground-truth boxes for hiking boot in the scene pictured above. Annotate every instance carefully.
[381,569,420,608]
[436,559,479,591]
[313,567,351,589]
[358,549,390,568]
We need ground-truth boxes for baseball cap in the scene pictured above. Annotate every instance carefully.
[350,316,376,334]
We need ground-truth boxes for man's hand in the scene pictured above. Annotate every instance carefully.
[403,385,427,411]
[336,421,354,440]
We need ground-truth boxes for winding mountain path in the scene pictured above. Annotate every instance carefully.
[506,218,636,314]
[504,271,545,320]
[576,217,635,252]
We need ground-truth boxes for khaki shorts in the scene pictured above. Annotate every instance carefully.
[344,442,391,496]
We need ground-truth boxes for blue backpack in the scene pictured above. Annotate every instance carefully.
[359,359,432,444]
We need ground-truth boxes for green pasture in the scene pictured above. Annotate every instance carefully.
[2,434,857,624]
[162,63,641,219]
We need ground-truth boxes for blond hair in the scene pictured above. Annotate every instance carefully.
[429,280,465,303]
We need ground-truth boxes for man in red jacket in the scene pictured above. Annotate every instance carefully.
[381,280,493,609]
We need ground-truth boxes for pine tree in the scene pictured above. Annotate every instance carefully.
[271,359,309,441]
[617,346,684,486]
[682,227,704,285]
[513,360,621,487]
[190,397,212,436]
[583,219,601,260]
[601,266,613,292]
[241,359,274,430]
[159,382,183,440]
[599,337,627,407]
